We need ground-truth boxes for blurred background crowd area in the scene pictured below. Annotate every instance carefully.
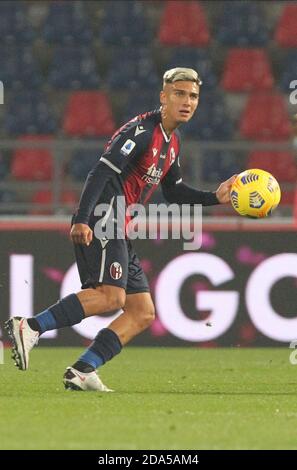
[0,0,297,218]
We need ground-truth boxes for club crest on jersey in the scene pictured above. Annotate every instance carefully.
[170,147,176,165]
[110,262,123,280]
[120,139,136,156]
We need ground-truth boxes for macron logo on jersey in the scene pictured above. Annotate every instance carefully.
[134,125,146,136]
[120,139,136,156]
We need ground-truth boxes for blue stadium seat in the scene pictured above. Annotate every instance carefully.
[280,51,297,92]
[0,189,17,204]
[201,150,243,182]
[69,148,103,182]
[5,91,57,135]
[106,48,158,90]
[43,2,92,44]
[0,152,9,181]
[216,1,269,46]
[0,1,34,44]
[48,46,100,90]
[182,92,234,140]
[166,48,217,90]
[0,47,42,90]
[100,1,151,45]
[121,89,160,124]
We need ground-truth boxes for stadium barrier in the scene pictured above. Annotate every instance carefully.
[0,217,296,347]
[0,139,295,217]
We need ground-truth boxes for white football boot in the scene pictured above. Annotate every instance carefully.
[63,366,113,392]
[5,317,39,370]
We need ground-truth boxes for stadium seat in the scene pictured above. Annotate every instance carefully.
[182,92,233,140]
[279,189,295,207]
[5,91,57,135]
[11,136,54,181]
[31,190,78,215]
[106,48,158,90]
[43,2,92,44]
[201,150,243,183]
[247,151,297,183]
[239,92,291,141]
[48,46,100,90]
[274,4,297,47]
[280,51,297,92]
[216,1,269,46]
[121,89,160,123]
[166,48,217,90]
[0,1,34,44]
[63,92,115,136]
[222,48,274,92]
[69,148,103,182]
[0,189,17,205]
[158,1,210,46]
[293,190,297,221]
[0,46,41,90]
[100,1,151,45]
[0,152,9,181]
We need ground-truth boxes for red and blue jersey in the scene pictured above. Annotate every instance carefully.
[74,108,218,226]
[100,108,182,206]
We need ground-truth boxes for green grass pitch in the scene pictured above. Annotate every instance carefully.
[1,347,297,450]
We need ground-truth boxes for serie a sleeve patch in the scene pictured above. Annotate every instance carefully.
[120,139,136,156]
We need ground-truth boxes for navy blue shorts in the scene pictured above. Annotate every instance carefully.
[73,236,150,294]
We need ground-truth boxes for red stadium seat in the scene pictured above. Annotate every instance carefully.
[279,189,295,206]
[274,4,297,47]
[63,91,115,136]
[31,190,78,215]
[158,1,210,46]
[11,135,53,181]
[222,48,274,91]
[239,92,291,140]
[247,151,297,183]
[293,189,297,222]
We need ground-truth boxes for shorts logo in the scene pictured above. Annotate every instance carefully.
[110,262,123,280]
[120,139,136,156]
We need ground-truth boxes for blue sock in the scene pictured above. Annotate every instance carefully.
[73,328,122,372]
[28,294,85,335]
[77,350,104,370]
[34,309,57,334]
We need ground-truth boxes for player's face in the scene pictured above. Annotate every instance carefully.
[160,81,200,124]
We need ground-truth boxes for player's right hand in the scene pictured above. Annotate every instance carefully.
[70,223,93,246]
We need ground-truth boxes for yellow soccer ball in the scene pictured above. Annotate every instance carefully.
[230,169,281,218]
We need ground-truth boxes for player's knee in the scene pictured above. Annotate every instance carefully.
[112,290,126,311]
[96,285,126,312]
[139,302,155,329]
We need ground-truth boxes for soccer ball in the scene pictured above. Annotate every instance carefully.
[230,169,281,218]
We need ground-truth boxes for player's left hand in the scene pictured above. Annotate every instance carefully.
[215,174,238,204]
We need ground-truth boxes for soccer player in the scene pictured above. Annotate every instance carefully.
[6,68,236,391]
